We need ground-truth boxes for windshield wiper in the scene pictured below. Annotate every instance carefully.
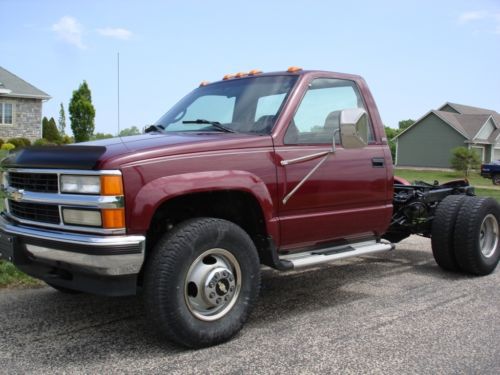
[182,119,236,133]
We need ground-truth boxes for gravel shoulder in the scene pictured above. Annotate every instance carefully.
[0,236,499,374]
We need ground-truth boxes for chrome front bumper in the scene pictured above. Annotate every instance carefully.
[0,214,145,276]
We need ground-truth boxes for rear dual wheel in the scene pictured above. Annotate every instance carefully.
[432,196,500,275]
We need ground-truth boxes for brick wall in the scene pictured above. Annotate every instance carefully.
[0,97,42,142]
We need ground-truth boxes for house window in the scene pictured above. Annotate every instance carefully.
[0,102,13,125]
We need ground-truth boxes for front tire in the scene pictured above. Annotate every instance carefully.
[454,197,500,275]
[143,218,261,348]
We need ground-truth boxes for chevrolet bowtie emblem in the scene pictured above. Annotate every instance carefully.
[9,188,24,202]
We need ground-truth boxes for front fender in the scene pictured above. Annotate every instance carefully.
[126,170,278,240]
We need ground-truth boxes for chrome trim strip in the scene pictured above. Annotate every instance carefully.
[3,212,126,235]
[4,189,124,208]
[0,215,145,276]
[6,168,122,176]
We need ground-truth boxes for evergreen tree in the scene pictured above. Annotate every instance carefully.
[43,117,61,142]
[69,81,95,142]
[58,103,66,135]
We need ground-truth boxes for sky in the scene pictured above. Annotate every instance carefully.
[1,0,499,136]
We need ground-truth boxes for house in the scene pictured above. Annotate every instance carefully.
[393,102,500,168]
[0,66,51,142]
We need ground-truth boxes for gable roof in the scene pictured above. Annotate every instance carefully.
[0,66,50,100]
[393,102,500,143]
[439,101,500,126]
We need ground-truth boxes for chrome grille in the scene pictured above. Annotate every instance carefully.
[9,200,61,224]
[9,172,58,193]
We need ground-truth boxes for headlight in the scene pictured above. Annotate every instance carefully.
[60,175,100,194]
[62,208,102,227]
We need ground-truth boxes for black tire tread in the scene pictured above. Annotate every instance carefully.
[454,197,500,275]
[143,217,261,348]
[431,195,468,271]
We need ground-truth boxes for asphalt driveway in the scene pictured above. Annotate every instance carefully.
[0,236,499,374]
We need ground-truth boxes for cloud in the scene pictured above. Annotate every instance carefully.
[52,16,85,49]
[97,27,133,40]
[458,11,488,24]
[458,10,500,35]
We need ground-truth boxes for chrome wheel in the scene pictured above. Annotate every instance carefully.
[184,248,241,321]
[479,214,499,258]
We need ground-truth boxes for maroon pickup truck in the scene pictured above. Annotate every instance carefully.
[1,68,499,348]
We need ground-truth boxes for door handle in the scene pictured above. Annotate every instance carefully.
[372,158,385,168]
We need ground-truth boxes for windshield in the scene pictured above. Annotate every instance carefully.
[156,75,298,134]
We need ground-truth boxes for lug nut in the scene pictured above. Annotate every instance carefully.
[229,286,234,292]
[209,282,215,288]
[216,298,221,304]
[209,292,215,298]
[222,271,228,277]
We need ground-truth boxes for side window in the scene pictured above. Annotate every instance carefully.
[284,79,373,145]
[167,95,235,131]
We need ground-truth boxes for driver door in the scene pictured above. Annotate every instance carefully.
[275,78,390,250]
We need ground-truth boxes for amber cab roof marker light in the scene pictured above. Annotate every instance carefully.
[287,66,302,72]
[199,81,210,87]
[223,73,236,80]
[234,72,247,78]
[248,69,262,75]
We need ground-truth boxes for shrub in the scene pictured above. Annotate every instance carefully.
[33,138,49,146]
[7,137,31,149]
[450,147,481,177]
[0,139,4,148]
[61,134,73,144]
[1,143,16,151]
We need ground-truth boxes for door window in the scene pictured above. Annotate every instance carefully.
[284,78,373,145]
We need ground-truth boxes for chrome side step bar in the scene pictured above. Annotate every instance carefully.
[279,240,394,269]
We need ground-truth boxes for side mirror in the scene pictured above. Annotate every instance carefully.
[339,108,368,149]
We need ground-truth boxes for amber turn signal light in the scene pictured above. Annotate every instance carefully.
[100,175,124,196]
[102,208,125,229]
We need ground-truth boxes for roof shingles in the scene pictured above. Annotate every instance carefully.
[0,66,50,99]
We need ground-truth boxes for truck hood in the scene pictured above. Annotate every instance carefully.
[1,132,273,170]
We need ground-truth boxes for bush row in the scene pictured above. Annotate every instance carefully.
[0,136,73,151]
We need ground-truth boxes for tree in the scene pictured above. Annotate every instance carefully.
[42,116,61,142]
[384,126,401,162]
[119,126,141,137]
[92,132,114,140]
[69,81,95,142]
[398,119,415,130]
[58,103,66,135]
[451,147,481,177]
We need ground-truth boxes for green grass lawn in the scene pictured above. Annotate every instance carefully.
[0,260,41,288]
[0,177,41,288]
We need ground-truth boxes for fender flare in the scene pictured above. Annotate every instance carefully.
[128,170,279,240]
